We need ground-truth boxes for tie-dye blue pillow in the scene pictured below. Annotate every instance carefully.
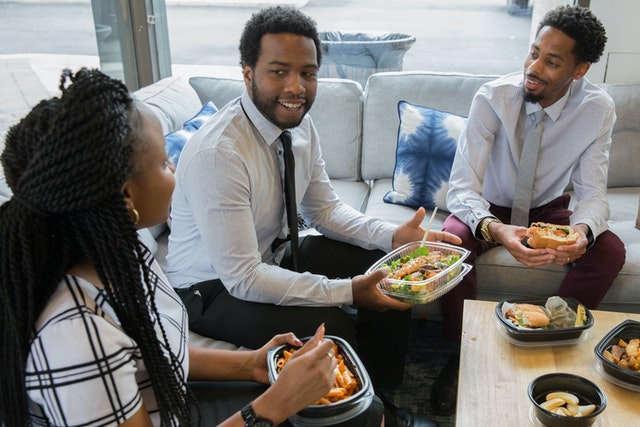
[384,101,467,211]
[165,101,217,165]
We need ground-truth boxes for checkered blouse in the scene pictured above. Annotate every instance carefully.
[26,247,189,426]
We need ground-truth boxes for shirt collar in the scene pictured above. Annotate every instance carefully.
[241,90,286,147]
[525,80,575,122]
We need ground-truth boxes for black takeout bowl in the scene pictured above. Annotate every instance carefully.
[593,319,640,386]
[495,297,593,342]
[266,335,373,426]
[528,373,606,427]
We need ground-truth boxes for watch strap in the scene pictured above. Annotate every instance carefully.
[241,402,273,427]
[480,217,502,243]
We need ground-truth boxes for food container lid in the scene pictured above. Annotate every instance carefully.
[366,241,471,304]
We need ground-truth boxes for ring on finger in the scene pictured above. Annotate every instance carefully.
[566,257,570,263]
[326,351,335,360]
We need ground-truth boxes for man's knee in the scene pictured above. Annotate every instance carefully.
[590,231,626,269]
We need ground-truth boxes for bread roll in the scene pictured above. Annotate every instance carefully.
[525,222,578,249]
[513,303,550,328]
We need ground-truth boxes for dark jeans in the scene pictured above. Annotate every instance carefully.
[440,194,626,341]
[188,381,384,426]
[177,235,412,388]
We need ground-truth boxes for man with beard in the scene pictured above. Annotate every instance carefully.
[433,4,626,416]
[167,6,457,426]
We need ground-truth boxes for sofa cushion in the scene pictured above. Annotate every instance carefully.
[598,83,640,189]
[165,101,217,165]
[362,71,496,182]
[384,101,465,211]
[133,76,203,135]
[189,76,364,182]
[637,193,640,230]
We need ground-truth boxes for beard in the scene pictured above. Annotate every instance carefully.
[251,79,310,129]
[522,74,544,104]
[524,90,543,104]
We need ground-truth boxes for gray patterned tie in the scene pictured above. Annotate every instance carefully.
[511,109,545,226]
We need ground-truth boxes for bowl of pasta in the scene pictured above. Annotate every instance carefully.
[267,335,374,426]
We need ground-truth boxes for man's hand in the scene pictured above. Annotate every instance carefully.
[351,267,414,311]
[391,207,462,249]
[547,223,589,266]
[491,222,587,267]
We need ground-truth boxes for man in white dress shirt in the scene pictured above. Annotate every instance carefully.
[167,6,459,425]
[433,4,626,416]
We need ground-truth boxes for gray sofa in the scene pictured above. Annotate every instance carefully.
[4,71,637,348]
[130,71,640,323]
[127,70,640,350]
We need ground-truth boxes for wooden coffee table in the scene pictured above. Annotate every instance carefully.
[456,299,640,426]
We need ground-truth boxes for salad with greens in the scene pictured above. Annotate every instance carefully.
[378,246,462,303]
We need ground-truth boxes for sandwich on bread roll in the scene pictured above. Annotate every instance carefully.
[525,222,578,249]
[505,303,550,328]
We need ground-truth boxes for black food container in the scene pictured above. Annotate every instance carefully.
[495,297,594,342]
[267,335,374,426]
[528,373,607,427]
[593,319,640,386]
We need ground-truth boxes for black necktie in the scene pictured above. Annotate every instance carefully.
[280,130,299,271]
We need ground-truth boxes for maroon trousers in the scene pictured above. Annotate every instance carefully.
[440,194,626,341]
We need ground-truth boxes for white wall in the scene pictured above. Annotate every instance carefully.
[531,0,640,84]
[587,0,640,84]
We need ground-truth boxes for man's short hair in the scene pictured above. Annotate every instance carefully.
[537,5,607,64]
[239,6,322,68]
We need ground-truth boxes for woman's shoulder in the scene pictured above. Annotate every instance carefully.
[29,276,138,367]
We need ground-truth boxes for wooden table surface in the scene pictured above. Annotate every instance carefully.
[456,299,640,426]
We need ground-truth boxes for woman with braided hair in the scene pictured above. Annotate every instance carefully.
[0,68,342,427]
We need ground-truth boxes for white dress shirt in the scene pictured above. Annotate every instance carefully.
[446,72,616,237]
[167,90,395,306]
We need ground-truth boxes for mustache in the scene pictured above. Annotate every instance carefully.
[525,72,546,85]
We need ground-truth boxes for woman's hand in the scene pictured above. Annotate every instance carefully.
[250,332,304,384]
[250,324,337,425]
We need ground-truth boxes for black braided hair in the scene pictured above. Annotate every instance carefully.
[0,68,196,426]
[239,5,322,68]
[537,5,607,64]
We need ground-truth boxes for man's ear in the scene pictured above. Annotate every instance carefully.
[243,64,252,92]
[572,61,591,80]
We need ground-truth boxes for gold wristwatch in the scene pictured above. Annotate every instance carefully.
[480,217,502,243]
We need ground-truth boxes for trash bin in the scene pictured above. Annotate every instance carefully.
[506,0,530,16]
[318,31,416,88]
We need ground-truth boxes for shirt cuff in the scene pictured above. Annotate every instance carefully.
[330,278,355,305]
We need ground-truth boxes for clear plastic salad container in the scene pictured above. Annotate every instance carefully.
[366,241,471,304]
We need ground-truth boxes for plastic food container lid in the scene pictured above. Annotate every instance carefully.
[366,241,471,304]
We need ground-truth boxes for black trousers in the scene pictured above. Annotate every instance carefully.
[177,235,411,388]
[188,381,384,426]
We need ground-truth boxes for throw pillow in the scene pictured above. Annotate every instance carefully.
[383,101,467,211]
[165,101,217,165]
